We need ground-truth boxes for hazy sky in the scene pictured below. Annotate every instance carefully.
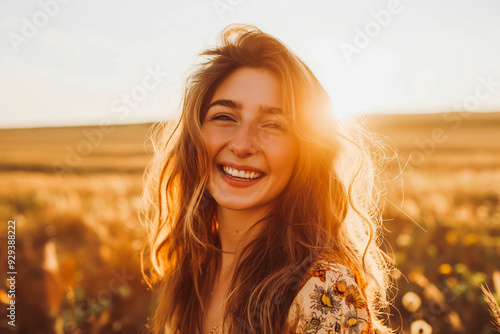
[1,0,499,128]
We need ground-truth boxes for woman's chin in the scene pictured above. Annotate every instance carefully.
[215,200,256,211]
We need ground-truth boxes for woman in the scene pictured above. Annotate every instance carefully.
[140,24,393,334]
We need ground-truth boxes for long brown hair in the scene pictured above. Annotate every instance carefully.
[140,24,394,333]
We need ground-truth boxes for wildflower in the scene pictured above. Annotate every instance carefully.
[402,291,421,313]
[410,319,432,334]
[439,263,453,275]
[462,233,479,245]
[445,231,457,245]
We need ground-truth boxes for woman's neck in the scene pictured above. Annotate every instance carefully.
[215,205,268,270]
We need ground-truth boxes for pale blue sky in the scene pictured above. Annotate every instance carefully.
[1,0,499,128]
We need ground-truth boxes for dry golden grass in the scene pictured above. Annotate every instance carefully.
[0,123,152,173]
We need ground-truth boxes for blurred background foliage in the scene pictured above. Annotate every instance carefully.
[1,113,499,333]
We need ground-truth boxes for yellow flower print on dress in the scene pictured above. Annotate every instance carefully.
[287,260,375,334]
[309,284,342,315]
[334,280,347,298]
[344,284,367,309]
[343,308,369,334]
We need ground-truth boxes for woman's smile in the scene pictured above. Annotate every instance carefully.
[216,163,266,188]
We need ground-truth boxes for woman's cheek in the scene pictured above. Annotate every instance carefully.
[204,126,225,150]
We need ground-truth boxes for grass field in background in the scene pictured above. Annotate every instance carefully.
[1,112,499,333]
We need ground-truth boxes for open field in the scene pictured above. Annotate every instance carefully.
[1,112,499,333]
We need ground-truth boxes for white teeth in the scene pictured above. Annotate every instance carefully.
[222,165,262,179]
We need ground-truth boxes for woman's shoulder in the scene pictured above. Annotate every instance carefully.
[285,256,375,334]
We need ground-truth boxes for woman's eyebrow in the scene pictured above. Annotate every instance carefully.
[208,99,242,110]
[258,105,282,115]
[208,99,283,115]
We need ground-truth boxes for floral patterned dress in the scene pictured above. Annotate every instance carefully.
[208,259,374,334]
[286,260,374,334]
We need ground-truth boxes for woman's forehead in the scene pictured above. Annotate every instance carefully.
[210,67,283,110]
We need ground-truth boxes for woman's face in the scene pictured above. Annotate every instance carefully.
[201,67,298,212]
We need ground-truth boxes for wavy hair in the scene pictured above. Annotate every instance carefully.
[140,24,394,334]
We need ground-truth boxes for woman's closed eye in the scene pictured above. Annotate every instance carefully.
[209,114,287,132]
[211,113,235,121]
[264,122,286,131]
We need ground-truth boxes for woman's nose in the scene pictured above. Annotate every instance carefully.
[228,122,258,157]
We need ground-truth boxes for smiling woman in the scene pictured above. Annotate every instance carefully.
[139,24,394,334]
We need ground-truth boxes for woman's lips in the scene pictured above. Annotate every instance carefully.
[217,162,265,174]
[217,164,265,188]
